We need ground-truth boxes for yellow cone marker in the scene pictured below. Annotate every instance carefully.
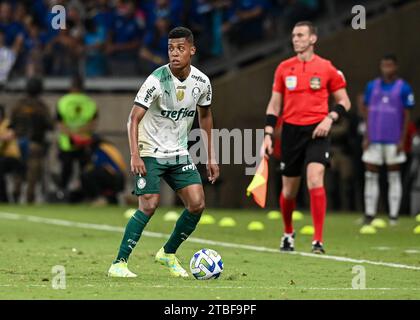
[360,225,377,234]
[267,211,281,220]
[292,210,304,221]
[199,214,216,225]
[163,211,180,222]
[123,208,136,219]
[299,225,314,235]
[414,225,420,234]
[219,217,237,227]
[248,221,264,231]
[371,218,387,229]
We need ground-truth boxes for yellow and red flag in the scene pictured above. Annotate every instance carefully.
[246,157,268,208]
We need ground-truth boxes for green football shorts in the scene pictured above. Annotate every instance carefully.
[133,155,202,195]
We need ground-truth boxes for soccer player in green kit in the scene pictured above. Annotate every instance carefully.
[108,27,219,277]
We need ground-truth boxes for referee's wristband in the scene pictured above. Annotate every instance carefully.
[265,114,278,128]
[331,104,347,120]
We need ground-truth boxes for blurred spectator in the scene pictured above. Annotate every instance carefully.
[24,21,48,77]
[139,17,169,73]
[0,29,21,85]
[0,1,26,48]
[92,0,116,33]
[106,0,143,76]
[224,0,267,47]
[0,104,23,203]
[10,77,53,203]
[80,137,127,205]
[67,3,85,42]
[84,17,107,77]
[56,75,98,196]
[44,27,82,76]
[189,0,233,61]
[142,0,183,31]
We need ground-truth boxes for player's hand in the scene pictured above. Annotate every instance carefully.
[260,134,273,158]
[206,162,219,184]
[131,154,147,176]
[312,117,333,139]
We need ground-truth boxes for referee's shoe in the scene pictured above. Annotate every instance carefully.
[311,241,325,254]
[280,232,295,252]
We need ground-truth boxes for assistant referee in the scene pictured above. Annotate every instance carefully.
[262,21,351,254]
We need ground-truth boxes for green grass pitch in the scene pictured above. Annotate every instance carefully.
[0,204,419,300]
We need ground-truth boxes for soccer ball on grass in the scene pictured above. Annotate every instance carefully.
[190,248,223,280]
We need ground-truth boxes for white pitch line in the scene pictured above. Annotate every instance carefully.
[1,211,420,271]
[89,285,420,291]
[1,284,419,291]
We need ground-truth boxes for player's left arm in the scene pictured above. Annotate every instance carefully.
[313,65,351,138]
[312,88,351,138]
[197,105,219,184]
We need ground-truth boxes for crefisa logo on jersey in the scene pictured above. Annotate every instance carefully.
[161,108,195,121]
[191,74,206,83]
[285,76,297,90]
[144,86,156,103]
[182,163,197,172]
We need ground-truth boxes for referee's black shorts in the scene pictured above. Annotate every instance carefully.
[280,122,330,177]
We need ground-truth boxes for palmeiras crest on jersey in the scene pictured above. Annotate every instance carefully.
[285,76,297,90]
[137,177,146,189]
[310,77,321,90]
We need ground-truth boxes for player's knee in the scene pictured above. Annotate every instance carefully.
[139,195,159,216]
[307,174,323,189]
[282,189,297,199]
[187,200,205,215]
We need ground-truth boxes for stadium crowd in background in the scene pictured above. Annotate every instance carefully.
[0,1,417,220]
[0,0,322,79]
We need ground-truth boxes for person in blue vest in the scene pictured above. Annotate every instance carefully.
[362,54,415,226]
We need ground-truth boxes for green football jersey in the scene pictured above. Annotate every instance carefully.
[134,64,212,158]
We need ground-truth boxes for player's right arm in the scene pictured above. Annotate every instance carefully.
[127,105,147,175]
[129,75,160,175]
[262,92,283,156]
[262,64,284,157]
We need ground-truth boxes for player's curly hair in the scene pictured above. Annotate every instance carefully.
[168,27,194,45]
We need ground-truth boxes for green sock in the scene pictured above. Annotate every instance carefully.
[164,209,201,254]
[114,210,151,263]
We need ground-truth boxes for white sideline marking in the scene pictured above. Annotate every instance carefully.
[1,284,420,291]
[1,211,420,271]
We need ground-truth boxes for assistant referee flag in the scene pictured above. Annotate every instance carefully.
[246,157,268,208]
